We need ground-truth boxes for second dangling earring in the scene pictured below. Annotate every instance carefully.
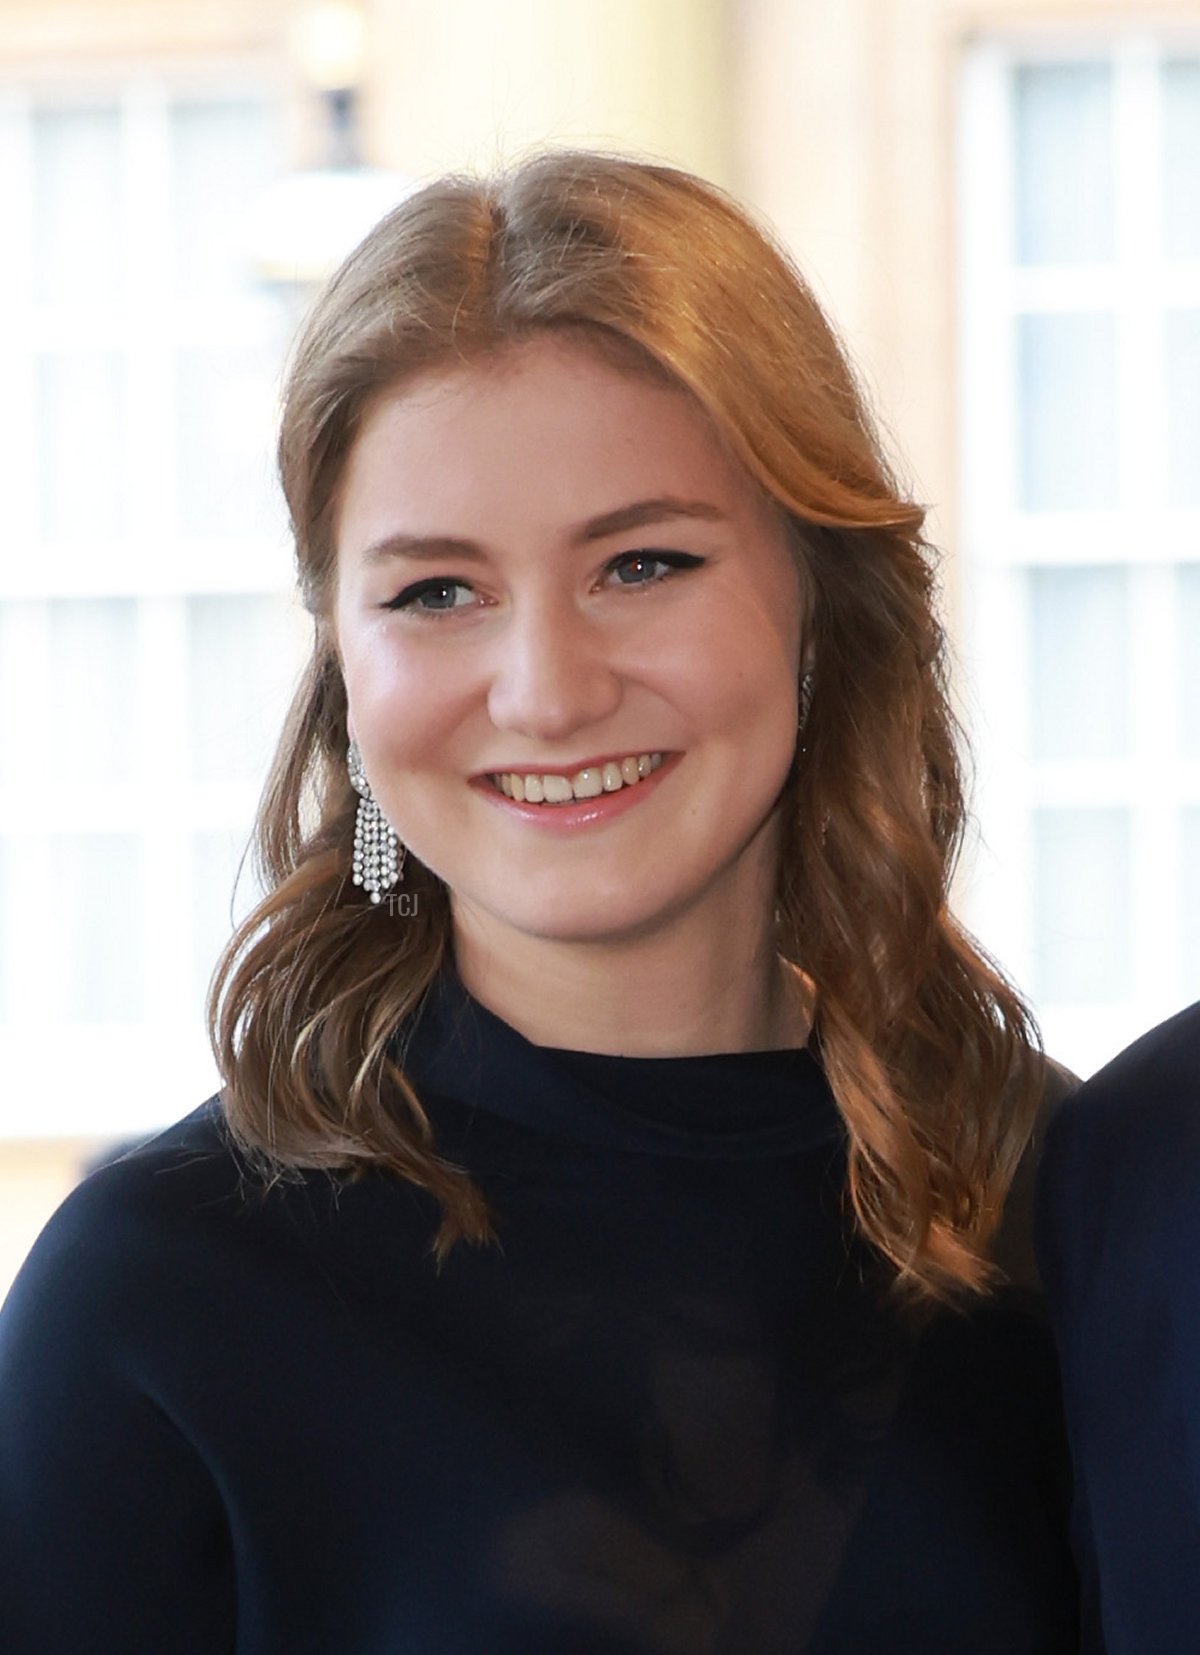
[347,740,406,904]
[797,669,815,752]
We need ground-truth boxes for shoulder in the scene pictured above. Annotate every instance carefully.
[1076,998,1199,1121]
[2,1095,443,1362]
[16,1096,249,1261]
[0,1100,250,1354]
[1035,1002,1200,1304]
[1040,1001,1200,1208]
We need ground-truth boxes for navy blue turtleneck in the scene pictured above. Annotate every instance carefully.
[0,974,1083,1652]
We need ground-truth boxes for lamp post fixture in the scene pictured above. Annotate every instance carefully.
[252,1,411,290]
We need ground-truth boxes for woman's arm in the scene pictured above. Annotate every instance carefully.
[0,1169,237,1653]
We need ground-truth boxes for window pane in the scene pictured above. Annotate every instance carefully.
[1014,62,1114,265]
[1166,311,1200,509]
[170,100,275,296]
[1018,313,1118,510]
[1030,567,1128,760]
[36,351,128,541]
[193,829,260,1011]
[0,603,31,788]
[1182,567,1200,757]
[1184,810,1200,1000]
[186,594,294,783]
[47,599,140,786]
[1034,808,1131,1003]
[176,346,281,538]
[0,839,14,1022]
[32,106,123,302]
[1164,59,1200,260]
[52,834,143,1020]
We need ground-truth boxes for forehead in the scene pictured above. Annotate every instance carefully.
[334,334,773,542]
[360,330,687,430]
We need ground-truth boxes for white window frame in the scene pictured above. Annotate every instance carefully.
[0,70,302,1141]
[958,29,1200,1077]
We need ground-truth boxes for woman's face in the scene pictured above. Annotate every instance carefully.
[333,332,805,951]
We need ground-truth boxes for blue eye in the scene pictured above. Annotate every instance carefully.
[386,578,474,614]
[606,550,705,587]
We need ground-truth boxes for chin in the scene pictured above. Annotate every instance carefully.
[458,880,694,949]
[498,904,669,948]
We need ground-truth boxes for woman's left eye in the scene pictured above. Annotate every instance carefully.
[604,550,705,588]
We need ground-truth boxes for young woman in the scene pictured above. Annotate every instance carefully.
[0,151,1084,1652]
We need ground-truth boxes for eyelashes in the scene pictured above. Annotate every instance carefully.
[604,549,705,587]
[383,549,706,616]
[384,576,474,615]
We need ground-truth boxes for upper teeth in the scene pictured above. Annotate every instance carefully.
[494,752,663,803]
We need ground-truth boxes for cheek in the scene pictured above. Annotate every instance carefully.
[338,622,469,762]
[677,583,802,726]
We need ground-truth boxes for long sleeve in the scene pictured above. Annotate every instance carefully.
[0,1154,236,1653]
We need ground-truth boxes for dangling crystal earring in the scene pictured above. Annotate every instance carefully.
[797,670,815,752]
[348,740,405,904]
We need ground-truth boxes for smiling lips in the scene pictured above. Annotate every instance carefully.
[489,752,664,805]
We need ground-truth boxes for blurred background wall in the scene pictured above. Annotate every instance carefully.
[2,0,1198,1291]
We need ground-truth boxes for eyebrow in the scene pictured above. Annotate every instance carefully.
[358,496,727,566]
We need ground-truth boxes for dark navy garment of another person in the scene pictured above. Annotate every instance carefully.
[0,971,1085,1653]
[1036,999,1200,1655]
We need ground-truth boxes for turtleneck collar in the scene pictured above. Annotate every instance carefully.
[399,969,843,1161]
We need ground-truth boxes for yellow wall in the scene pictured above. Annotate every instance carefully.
[363,0,732,185]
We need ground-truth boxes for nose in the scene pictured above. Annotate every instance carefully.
[486,598,623,743]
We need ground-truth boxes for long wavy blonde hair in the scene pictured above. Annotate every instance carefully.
[209,148,1042,1301]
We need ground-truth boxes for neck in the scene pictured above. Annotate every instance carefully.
[451,896,813,1058]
